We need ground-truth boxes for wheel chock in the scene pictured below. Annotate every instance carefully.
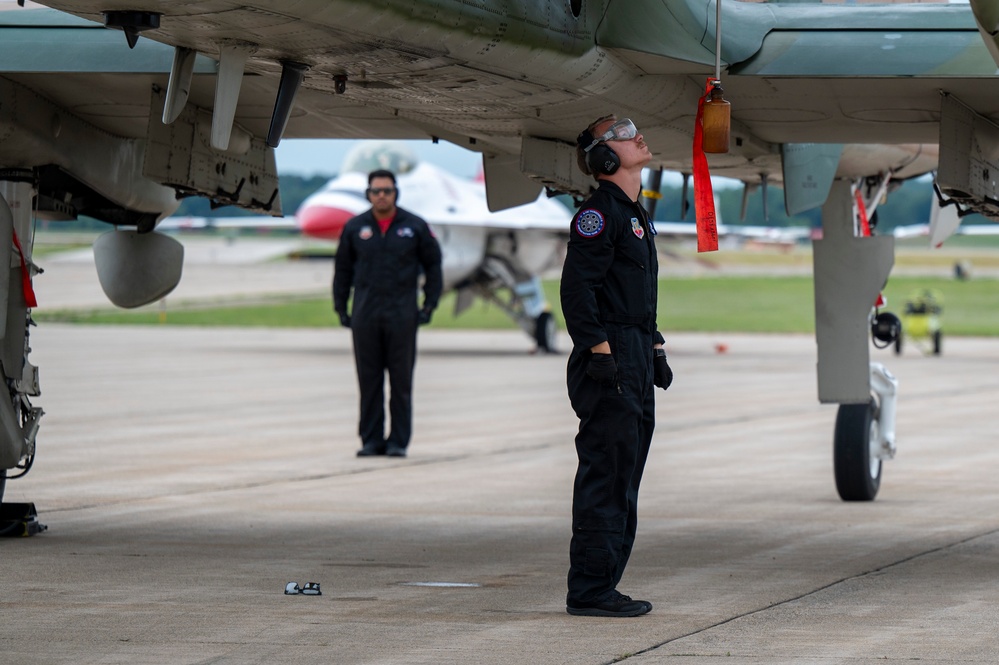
[0,502,47,537]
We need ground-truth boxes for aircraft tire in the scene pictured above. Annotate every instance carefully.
[833,399,881,502]
[534,312,556,353]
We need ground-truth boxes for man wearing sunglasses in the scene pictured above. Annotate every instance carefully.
[333,169,443,458]
[560,115,673,617]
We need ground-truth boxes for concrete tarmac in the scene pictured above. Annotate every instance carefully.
[3,320,999,664]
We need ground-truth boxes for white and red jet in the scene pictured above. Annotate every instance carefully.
[296,142,572,352]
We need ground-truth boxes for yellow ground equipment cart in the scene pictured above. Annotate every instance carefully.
[895,289,943,356]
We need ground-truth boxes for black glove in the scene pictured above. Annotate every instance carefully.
[586,353,617,386]
[338,312,351,328]
[417,307,433,325]
[654,348,673,390]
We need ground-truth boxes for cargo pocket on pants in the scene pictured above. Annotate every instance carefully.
[583,547,611,577]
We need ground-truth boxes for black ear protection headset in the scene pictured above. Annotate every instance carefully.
[577,128,620,176]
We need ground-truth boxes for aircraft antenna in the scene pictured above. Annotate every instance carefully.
[715,0,722,82]
[702,0,730,155]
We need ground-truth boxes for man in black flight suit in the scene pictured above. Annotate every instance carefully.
[560,115,673,617]
[333,169,443,458]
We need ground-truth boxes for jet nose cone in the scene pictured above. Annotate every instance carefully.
[297,205,356,240]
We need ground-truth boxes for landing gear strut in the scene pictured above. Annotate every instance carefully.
[813,180,896,501]
[457,258,559,353]
[0,175,46,536]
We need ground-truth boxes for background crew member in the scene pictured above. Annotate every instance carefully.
[560,115,673,617]
[333,169,443,458]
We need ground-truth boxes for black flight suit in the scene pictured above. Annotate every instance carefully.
[333,207,443,453]
[559,180,665,606]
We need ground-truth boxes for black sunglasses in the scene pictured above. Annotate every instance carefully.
[367,187,396,196]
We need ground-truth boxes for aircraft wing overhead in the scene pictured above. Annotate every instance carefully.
[10,0,999,218]
[21,2,999,165]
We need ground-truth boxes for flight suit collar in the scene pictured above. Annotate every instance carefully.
[597,179,649,230]
[597,179,639,206]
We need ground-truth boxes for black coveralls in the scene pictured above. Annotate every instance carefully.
[333,207,443,452]
[559,180,665,605]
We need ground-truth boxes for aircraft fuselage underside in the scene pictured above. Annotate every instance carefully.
[8,3,999,216]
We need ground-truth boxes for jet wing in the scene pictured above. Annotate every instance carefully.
[20,2,995,163]
[0,7,429,145]
[653,221,811,244]
[12,1,999,218]
[156,215,297,232]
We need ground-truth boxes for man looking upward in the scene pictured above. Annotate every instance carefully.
[560,116,673,617]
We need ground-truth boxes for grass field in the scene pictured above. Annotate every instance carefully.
[33,273,999,337]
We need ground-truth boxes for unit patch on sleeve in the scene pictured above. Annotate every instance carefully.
[575,209,605,238]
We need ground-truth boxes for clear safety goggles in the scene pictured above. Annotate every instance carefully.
[583,118,638,153]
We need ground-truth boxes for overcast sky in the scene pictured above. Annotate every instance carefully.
[274,137,697,189]
[274,139,483,178]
